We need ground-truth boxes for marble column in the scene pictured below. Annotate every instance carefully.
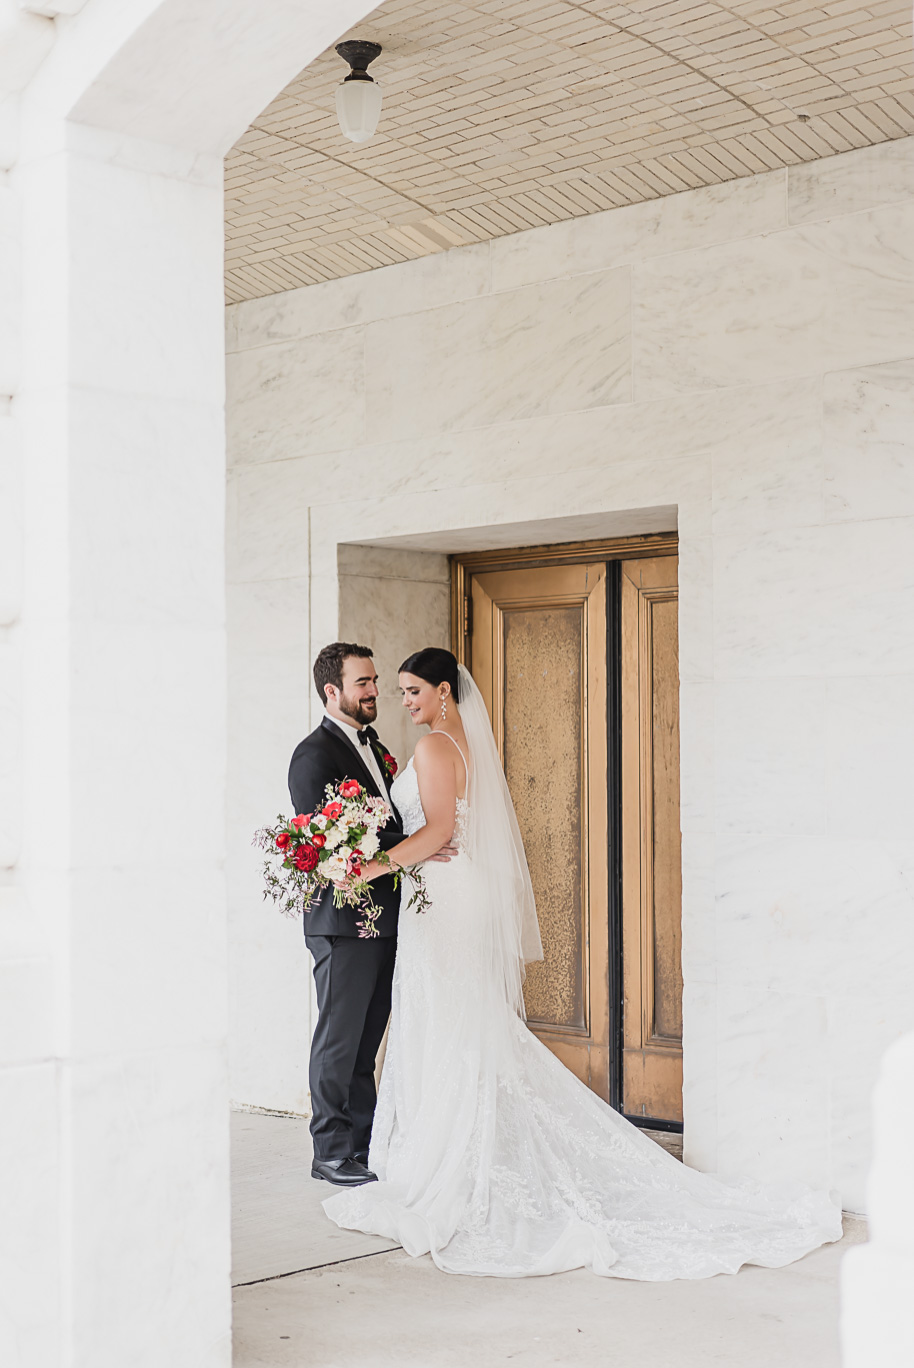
[14,123,230,1368]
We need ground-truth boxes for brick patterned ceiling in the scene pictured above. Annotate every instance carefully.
[224,0,914,303]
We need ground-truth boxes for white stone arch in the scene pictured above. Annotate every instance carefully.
[28,0,372,152]
[7,2,377,1364]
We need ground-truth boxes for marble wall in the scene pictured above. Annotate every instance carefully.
[337,545,450,764]
[226,136,914,1210]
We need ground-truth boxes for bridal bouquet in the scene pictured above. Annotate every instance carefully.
[254,778,428,937]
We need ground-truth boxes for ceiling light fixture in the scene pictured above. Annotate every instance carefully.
[334,41,383,144]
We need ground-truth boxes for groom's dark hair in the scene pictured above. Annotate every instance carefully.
[313,641,375,703]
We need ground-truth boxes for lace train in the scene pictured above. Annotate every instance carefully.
[324,760,842,1279]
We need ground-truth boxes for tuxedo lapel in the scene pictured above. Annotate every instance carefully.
[319,716,382,797]
[368,735,394,799]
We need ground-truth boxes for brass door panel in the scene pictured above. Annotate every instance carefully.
[466,563,610,1099]
[621,555,683,1123]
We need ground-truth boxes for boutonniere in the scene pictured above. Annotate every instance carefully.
[382,751,398,780]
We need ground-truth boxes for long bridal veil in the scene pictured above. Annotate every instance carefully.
[456,663,543,1017]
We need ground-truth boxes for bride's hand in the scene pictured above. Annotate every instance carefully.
[427,839,458,863]
[367,840,457,877]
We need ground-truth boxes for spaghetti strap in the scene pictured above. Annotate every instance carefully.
[429,729,470,789]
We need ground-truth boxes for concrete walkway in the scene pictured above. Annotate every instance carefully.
[231,1110,864,1368]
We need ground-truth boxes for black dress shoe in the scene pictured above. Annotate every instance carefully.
[353,1152,370,1168]
[311,1157,378,1186]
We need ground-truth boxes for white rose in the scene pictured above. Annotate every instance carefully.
[324,827,344,850]
[360,832,379,858]
[325,853,347,882]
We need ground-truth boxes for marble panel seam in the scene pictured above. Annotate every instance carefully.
[66,142,224,191]
[713,507,914,540]
[784,196,914,227]
[820,509,914,527]
[62,1041,228,1067]
[305,463,692,516]
[51,380,227,409]
[0,1057,59,1075]
[228,568,314,588]
[338,571,450,586]
[822,351,914,380]
[710,668,914,681]
[488,226,801,298]
[635,197,914,259]
[632,340,914,402]
[228,297,495,356]
[65,856,225,873]
[710,978,891,1004]
[0,1043,230,1071]
[787,189,914,231]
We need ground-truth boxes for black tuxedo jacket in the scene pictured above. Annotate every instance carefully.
[287,717,403,937]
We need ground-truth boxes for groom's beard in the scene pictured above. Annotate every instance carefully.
[338,694,378,727]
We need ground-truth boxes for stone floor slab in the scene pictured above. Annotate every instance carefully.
[231,1109,865,1367]
[231,1111,396,1285]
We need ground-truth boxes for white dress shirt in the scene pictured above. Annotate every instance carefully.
[323,709,388,794]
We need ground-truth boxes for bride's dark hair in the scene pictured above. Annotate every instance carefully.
[398,646,461,702]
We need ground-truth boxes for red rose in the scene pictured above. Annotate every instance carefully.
[323,800,343,819]
[340,779,362,798]
[275,832,291,850]
[293,844,320,873]
[384,753,398,776]
[311,832,326,848]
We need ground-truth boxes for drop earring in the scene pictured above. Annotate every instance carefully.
[440,694,448,720]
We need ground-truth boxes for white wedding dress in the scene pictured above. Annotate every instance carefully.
[324,746,842,1280]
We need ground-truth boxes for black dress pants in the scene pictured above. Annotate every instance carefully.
[305,934,397,1161]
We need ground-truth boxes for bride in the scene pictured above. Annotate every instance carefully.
[323,647,842,1279]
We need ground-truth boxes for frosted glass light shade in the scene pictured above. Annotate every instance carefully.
[335,79,383,143]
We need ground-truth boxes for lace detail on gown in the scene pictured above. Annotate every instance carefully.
[392,752,469,849]
[323,759,842,1279]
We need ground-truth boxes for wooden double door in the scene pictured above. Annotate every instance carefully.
[453,539,683,1126]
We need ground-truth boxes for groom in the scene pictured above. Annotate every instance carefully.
[289,642,454,1187]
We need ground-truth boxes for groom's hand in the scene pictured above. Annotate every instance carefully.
[427,840,459,863]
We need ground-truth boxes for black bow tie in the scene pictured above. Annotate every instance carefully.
[357,726,378,746]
